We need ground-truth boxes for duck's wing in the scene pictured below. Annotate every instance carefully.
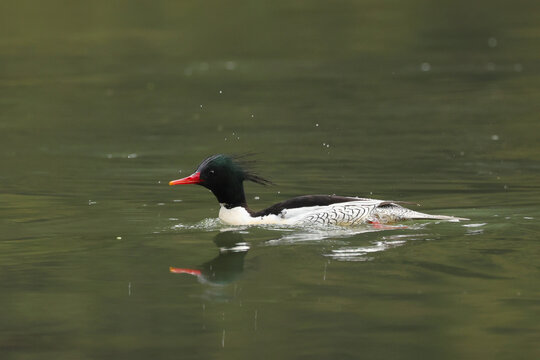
[252,196,468,225]
[293,201,469,226]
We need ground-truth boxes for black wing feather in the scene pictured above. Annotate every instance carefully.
[252,195,361,217]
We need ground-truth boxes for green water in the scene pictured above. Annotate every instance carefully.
[1,1,539,359]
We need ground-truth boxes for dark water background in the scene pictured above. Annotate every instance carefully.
[1,1,539,359]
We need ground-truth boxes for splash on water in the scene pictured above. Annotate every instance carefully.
[264,225,383,245]
[463,223,487,228]
[171,218,224,231]
[463,223,486,236]
[169,217,465,262]
[219,242,250,253]
[326,233,430,262]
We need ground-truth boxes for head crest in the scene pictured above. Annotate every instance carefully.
[232,154,273,186]
[199,154,273,186]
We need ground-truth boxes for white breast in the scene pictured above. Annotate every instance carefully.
[218,205,282,225]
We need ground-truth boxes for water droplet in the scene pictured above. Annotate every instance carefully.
[254,196,260,200]
[315,123,319,127]
[491,134,499,141]
[225,61,237,70]
[219,90,223,94]
[487,62,496,71]
[420,62,431,72]
[199,62,209,71]
[488,37,498,48]
[127,153,138,159]
[116,236,122,240]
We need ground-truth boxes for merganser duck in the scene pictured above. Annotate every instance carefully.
[169,154,468,226]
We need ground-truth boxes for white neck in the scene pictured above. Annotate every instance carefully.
[218,204,283,225]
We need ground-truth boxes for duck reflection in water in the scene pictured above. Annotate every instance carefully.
[170,231,249,285]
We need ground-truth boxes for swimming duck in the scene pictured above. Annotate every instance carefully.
[169,154,468,226]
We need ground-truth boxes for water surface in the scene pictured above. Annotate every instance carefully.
[1,1,539,359]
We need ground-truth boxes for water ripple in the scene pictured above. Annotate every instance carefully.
[325,234,429,262]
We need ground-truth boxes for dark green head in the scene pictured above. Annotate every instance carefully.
[170,154,272,208]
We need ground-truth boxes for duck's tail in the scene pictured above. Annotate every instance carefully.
[406,212,470,222]
[376,203,469,222]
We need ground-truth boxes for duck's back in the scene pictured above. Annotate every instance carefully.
[251,195,361,217]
